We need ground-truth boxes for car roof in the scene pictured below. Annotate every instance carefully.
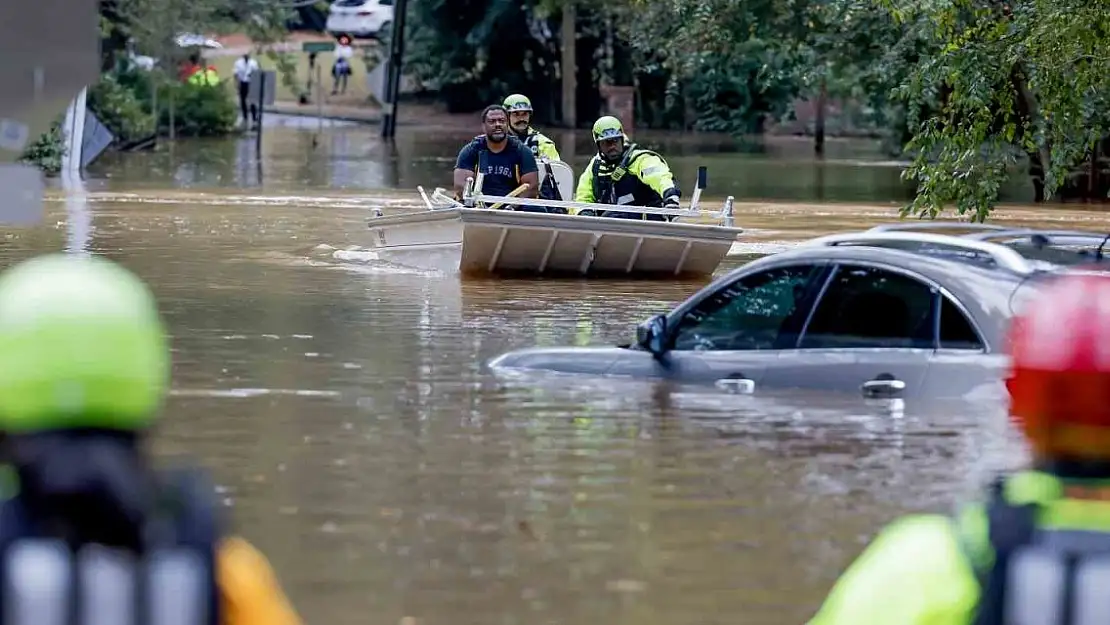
[727,239,1027,293]
[704,227,1105,352]
[709,224,1110,336]
[731,224,1110,284]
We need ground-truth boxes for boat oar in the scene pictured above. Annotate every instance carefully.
[488,183,531,210]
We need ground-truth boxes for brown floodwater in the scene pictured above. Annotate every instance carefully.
[15,123,1110,624]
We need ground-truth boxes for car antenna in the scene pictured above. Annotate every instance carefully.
[1096,233,1110,261]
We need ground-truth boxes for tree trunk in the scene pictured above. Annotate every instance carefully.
[560,3,576,129]
[814,77,827,155]
[1010,64,1050,202]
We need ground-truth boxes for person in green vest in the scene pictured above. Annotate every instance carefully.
[0,253,302,625]
[187,63,220,87]
[502,94,562,201]
[502,94,560,161]
[574,115,680,221]
[807,270,1110,625]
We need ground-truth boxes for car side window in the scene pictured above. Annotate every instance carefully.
[671,265,823,351]
[799,265,935,349]
[938,296,984,350]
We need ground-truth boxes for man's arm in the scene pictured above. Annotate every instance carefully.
[453,143,476,199]
[632,154,681,205]
[572,159,599,216]
[217,536,303,625]
[518,145,539,198]
[572,159,597,215]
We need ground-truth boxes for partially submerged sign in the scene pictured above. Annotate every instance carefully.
[80,109,115,170]
[248,70,278,107]
[0,0,98,225]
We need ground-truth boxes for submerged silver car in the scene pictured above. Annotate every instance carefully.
[488,224,1110,400]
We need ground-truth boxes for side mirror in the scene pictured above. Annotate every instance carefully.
[636,314,668,357]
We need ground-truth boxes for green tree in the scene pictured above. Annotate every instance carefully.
[798,0,929,151]
[406,0,563,117]
[611,0,807,133]
[883,0,1110,221]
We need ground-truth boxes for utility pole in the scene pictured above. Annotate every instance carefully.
[560,3,576,128]
[380,0,409,139]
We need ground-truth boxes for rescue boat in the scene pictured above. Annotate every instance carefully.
[364,161,743,278]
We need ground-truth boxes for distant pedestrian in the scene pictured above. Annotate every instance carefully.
[233,52,260,128]
[332,36,353,95]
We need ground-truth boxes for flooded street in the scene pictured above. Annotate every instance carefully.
[16,123,1110,624]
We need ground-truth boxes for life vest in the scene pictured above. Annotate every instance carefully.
[971,475,1110,625]
[517,129,547,158]
[0,467,222,625]
[188,67,219,87]
[590,144,668,209]
[515,130,562,201]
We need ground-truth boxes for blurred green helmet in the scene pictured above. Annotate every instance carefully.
[503,94,533,112]
[0,253,169,433]
[592,116,624,142]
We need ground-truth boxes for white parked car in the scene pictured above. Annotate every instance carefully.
[325,0,394,39]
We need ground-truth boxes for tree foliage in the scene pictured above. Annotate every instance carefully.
[405,0,611,120]
[408,0,1110,219]
[884,0,1110,220]
[613,0,806,133]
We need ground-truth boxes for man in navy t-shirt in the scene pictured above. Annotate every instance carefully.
[453,105,542,211]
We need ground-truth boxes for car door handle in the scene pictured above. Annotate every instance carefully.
[861,374,905,399]
[715,373,755,395]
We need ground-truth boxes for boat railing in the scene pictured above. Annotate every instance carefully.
[381,164,739,228]
[465,190,737,225]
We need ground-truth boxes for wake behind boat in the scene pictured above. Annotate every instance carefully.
[364,162,744,278]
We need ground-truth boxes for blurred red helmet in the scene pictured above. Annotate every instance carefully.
[1007,270,1110,460]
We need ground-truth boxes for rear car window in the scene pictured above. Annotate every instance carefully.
[800,265,935,349]
[939,296,984,350]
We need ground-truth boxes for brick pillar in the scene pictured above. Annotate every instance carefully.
[599,84,634,133]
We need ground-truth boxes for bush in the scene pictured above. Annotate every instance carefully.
[111,67,238,137]
[158,82,237,137]
[18,121,65,175]
[88,72,155,144]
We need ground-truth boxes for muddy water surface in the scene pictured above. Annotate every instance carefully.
[21,124,1110,624]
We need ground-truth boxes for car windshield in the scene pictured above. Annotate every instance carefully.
[334,0,368,6]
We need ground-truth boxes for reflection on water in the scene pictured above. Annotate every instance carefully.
[233,135,262,188]
[61,172,92,255]
[0,192,1038,625]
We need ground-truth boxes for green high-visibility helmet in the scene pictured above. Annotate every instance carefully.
[503,94,533,112]
[0,253,170,433]
[592,116,624,142]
